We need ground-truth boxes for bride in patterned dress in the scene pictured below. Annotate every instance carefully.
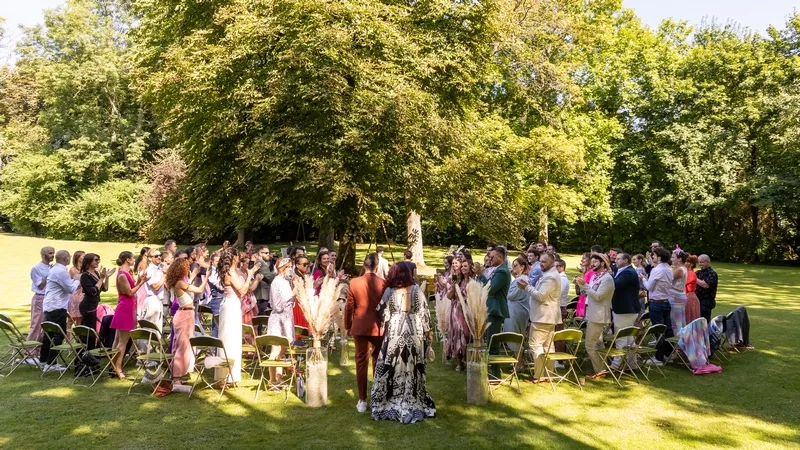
[371,263,436,424]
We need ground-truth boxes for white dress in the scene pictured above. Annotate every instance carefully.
[217,279,243,383]
[267,276,294,340]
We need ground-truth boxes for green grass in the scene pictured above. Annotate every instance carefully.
[0,233,798,449]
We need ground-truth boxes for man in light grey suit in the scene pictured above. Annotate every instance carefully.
[516,253,562,382]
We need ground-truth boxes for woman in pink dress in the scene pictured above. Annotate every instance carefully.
[684,254,702,324]
[312,250,332,296]
[165,258,207,386]
[576,253,593,318]
[68,251,86,332]
[110,251,149,379]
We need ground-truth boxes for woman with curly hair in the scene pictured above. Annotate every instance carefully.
[165,258,208,386]
[216,247,260,385]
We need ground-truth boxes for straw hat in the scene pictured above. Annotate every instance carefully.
[590,252,611,269]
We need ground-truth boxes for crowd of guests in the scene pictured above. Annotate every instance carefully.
[433,240,720,381]
[20,238,719,423]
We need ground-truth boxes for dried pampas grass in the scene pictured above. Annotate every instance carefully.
[456,279,490,341]
[435,292,450,337]
[296,275,342,340]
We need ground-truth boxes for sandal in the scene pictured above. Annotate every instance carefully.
[587,372,607,380]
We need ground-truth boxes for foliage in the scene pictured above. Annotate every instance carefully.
[0,0,160,239]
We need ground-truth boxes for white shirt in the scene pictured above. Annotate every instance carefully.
[43,263,79,312]
[145,263,166,300]
[30,262,51,295]
[559,272,570,307]
[376,255,390,280]
[644,263,672,301]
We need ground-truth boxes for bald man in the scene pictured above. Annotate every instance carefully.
[29,246,55,346]
[695,255,718,322]
[40,250,79,372]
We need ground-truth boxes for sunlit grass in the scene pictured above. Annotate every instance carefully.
[0,233,799,449]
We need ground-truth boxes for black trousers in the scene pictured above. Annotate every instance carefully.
[79,302,98,352]
[701,308,713,324]
[41,308,67,365]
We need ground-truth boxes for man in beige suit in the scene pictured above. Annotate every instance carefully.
[576,252,615,379]
[516,253,562,382]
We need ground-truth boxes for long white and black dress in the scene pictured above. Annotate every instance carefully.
[371,285,436,423]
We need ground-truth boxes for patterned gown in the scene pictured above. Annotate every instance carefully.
[371,286,436,424]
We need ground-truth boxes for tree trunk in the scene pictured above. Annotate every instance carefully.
[236,228,246,249]
[406,210,425,267]
[538,206,549,243]
[318,224,335,252]
[337,236,357,276]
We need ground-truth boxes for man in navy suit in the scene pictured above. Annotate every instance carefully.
[611,252,641,369]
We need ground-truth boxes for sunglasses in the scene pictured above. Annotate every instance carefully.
[298,262,309,267]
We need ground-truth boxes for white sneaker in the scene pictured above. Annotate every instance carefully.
[42,363,66,373]
[356,400,368,413]
[645,359,664,367]
[554,362,565,369]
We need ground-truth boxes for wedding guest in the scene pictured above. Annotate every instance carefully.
[142,248,166,332]
[503,256,531,343]
[483,246,511,378]
[345,253,386,413]
[575,252,615,379]
[517,253,561,382]
[312,250,333,295]
[669,250,689,335]
[371,263,436,423]
[695,255,718,322]
[446,257,472,371]
[164,240,177,256]
[110,251,149,379]
[611,252,640,369]
[217,248,259,386]
[641,247,674,365]
[375,246,390,280]
[29,246,55,347]
[291,255,312,342]
[166,258,208,387]
[79,254,114,352]
[526,249,543,286]
[40,250,80,373]
[67,251,85,330]
[575,252,593,318]
[254,246,276,316]
[684,255,702,324]
[238,257,262,340]
[267,258,295,388]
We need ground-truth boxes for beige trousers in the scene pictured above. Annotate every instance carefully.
[527,322,555,380]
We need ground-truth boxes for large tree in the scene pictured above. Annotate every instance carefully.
[0,0,158,239]
[133,0,501,255]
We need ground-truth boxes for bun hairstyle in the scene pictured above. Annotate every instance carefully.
[217,247,238,277]
[117,251,134,266]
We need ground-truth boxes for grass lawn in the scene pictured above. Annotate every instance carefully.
[0,233,798,449]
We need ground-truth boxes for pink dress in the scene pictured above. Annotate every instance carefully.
[576,269,595,317]
[111,271,137,331]
[68,270,84,320]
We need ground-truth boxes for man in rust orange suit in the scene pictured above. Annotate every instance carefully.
[345,253,386,413]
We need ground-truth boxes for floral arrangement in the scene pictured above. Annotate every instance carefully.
[435,292,450,338]
[455,279,490,342]
[295,275,342,342]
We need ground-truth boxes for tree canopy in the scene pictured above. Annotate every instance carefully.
[1,0,799,261]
